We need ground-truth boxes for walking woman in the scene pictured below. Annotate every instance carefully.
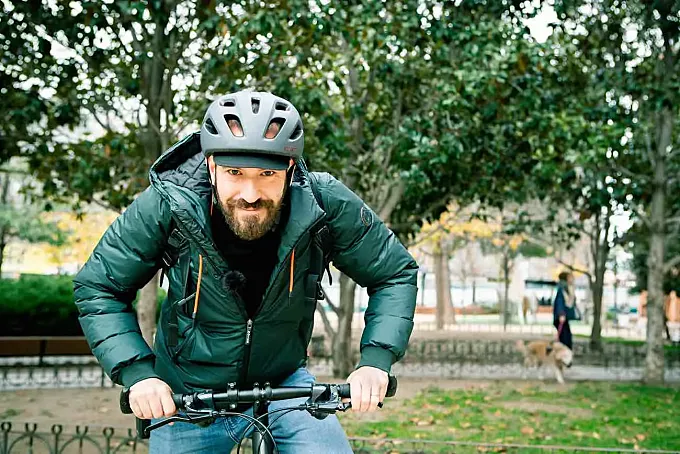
[553,271,577,349]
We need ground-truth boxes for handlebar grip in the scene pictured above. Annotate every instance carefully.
[172,393,184,410]
[120,388,133,414]
[385,375,398,398]
[336,375,398,399]
[337,383,351,398]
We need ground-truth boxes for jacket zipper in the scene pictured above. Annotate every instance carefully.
[239,319,254,384]
[238,215,326,385]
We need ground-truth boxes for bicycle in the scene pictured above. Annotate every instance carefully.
[120,375,398,454]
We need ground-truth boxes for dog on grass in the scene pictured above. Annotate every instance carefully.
[515,340,573,384]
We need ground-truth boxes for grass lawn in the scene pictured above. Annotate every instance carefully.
[341,381,680,452]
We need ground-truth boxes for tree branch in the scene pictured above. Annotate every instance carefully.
[320,286,340,316]
[84,105,114,134]
[645,130,657,167]
[378,179,406,222]
[664,255,680,274]
[616,164,648,182]
[316,300,337,341]
[556,257,592,278]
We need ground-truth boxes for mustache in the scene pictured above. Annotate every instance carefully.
[226,198,275,210]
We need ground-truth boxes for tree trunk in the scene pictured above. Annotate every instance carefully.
[434,241,453,329]
[332,272,357,378]
[0,172,10,277]
[589,275,605,350]
[0,241,5,277]
[138,271,160,347]
[502,252,510,330]
[420,270,427,307]
[589,214,610,351]
[472,280,476,304]
[644,107,672,384]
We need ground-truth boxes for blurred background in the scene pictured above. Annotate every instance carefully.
[1,0,680,452]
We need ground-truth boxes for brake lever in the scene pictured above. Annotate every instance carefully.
[143,412,217,436]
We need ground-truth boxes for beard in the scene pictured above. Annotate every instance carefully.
[217,193,283,240]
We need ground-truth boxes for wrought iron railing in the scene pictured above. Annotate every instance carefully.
[2,423,678,454]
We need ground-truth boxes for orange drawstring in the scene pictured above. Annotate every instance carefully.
[289,249,295,294]
[192,254,204,320]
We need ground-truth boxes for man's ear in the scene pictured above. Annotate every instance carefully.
[207,156,216,183]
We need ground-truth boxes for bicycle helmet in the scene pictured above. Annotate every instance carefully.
[200,91,304,170]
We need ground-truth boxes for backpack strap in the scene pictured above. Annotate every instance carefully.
[307,172,334,298]
[160,219,188,286]
[160,220,189,348]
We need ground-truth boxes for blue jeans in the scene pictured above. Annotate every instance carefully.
[149,367,353,453]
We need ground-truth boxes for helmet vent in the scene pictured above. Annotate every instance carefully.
[289,122,303,141]
[251,98,261,114]
[204,117,218,135]
[266,118,285,138]
[275,102,290,111]
[220,98,236,107]
[224,114,244,137]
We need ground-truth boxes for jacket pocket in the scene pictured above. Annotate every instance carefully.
[174,319,243,367]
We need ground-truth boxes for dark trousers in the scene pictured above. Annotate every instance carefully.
[554,319,573,349]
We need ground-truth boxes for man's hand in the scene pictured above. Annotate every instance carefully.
[346,366,388,413]
[559,315,566,323]
[129,378,176,420]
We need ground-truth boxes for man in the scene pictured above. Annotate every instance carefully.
[74,91,418,452]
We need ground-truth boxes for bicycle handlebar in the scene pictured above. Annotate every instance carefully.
[121,375,397,415]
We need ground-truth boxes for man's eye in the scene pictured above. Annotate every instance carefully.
[227,169,241,176]
[262,171,275,177]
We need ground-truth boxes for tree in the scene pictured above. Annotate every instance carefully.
[411,204,497,329]
[0,161,65,275]
[8,0,246,345]
[551,0,680,383]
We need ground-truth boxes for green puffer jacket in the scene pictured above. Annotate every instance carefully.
[74,133,418,393]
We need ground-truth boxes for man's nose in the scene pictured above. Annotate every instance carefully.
[239,180,260,203]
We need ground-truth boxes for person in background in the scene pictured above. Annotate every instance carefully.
[553,271,576,349]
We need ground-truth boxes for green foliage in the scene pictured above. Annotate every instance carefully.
[4,0,239,210]
[0,275,166,336]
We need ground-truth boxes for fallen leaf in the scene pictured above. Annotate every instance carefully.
[494,410,502,417]
[461,422,472,428]
[636,434,646,441]
[521,426,535,435]
[592,432,601,439]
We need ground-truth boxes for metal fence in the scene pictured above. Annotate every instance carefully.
[2,423,678,454]
[309,337,680,369]
[3,338,680,390]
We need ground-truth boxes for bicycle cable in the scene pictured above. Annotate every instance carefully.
[236,406,305,454]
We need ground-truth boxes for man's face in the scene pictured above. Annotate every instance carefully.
[207,120,290,240]
[208,161,288,240]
